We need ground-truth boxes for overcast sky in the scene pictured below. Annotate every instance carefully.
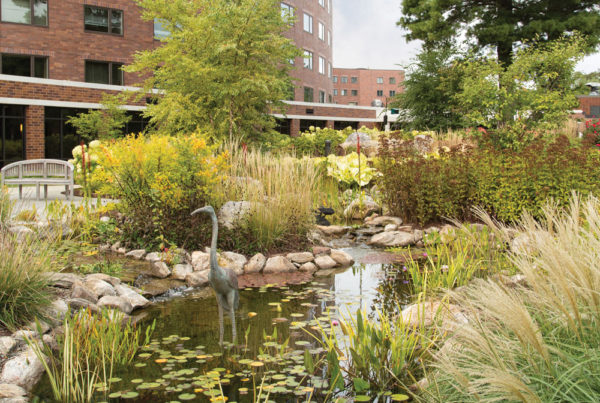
[332,0,600,73]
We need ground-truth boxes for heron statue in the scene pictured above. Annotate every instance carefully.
[191,205,239,345]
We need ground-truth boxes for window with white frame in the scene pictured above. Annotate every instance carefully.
[303,50,313,70]
[376,90,383,96]
[341,89,347,96]
[389,90,396,96]
[333,76,338,83]
[318,22,325,41]
[333,89,338,96]
[303,13,313,33]
[319,0,325,7]
[1,0,47,26]
[376,77,384,84]
[318,56,325,75]
[281,3,294,24]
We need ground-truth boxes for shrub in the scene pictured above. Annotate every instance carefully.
[287,126,349,156]
[0,186,14,227]
[324,152,380,187]
[97,133,227,249]
[69,141,105,196]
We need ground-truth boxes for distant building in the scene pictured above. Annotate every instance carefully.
[332,68,404,107]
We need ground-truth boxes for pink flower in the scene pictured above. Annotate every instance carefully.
[332,320,339,326]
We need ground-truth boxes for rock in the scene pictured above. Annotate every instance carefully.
[114,284,151,310]
[116,247,127,254]
[368,231,415,247]
[424,226,441,234]
[186,271,209,287]
[110,241,122,252]
[409,378,430,393]
[43,299,69,324]
[343,196,380,220]
[83,278,116,299]
[0,384,27,399]
[0,346,46,390]
[307,229,326,245]
[244,253,266,274]
[365,215,403,227]
[316,225,349,236]
[99,216,111,223]
[191,251,210,272]
[8,226,34,238]
[125,249,147,260]
[298,262,318,273]
[286,252,314,264]
[312,246,331,256]
[24,320,50,335]
[86,273,120,287]
[330,249,354,266]
[171,263,194,281]
[145,252,161,262]
[44,272,82,289]
[42,334,58,351]
[97,295,133,315]
[384,224,398,232]
[413,229,424,243]
[340,131,378,156]
[220,252,247,276]
[139,278,186,298]
[353,226,384,236]
[0,337,16,357]
[263,256,296,274]
[401,301,467,329]
[315,269,336,277]
[314,255,338,270]
[413,134,434,154]
[439,225,457,243]
[98,243,111,253]
[66,298,100,314]
[218,201,253,230]
[71,282,98,303]
[150,261,171,279]
[511,234,533,255]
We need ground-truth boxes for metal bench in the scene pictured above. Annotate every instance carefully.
[1,159,74,200]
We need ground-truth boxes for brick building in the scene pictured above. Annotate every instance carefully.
[0,0,387,167]
[333,68,404,107]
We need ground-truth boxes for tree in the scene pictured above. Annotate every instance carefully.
[127,0,301,141]
[390,43,465,131]
[67,94,132,141]
[454,36,585,149]
[572,70,600,95]
[399,0,600,66]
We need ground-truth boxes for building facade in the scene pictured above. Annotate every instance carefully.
[0,0,384,168]
[332,68,404,107]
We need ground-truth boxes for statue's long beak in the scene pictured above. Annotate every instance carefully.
[191,208,203,216]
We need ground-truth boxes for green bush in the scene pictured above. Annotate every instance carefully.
[287,126,349,156]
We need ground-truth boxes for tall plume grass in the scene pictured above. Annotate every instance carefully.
[425,194,600,402]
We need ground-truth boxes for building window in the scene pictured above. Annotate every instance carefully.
[1,0,47,26]
[0,105,25,168]
[351,76,358,83]
[303,13,312,33]
[348,102,357,106]
[304,87,314,102]
[328,30,331,46]
[154,18,170,39]
[0,54,47,78]
[377,90,383,96]
[341,89,347,96]
[319,0,325,7]
[328,0,332,13]
[318,22,325,41]
[389,90,396,97]
[303,50,313,70]
[328,94,332,103]
[341,76,348,84]
[351,90,358,96]
[389,77,396,84]
[281,3,294,24]
[319,90,325,103]
[333,76,338,83]
[377,77,384,84]
[84,6,123,35]
[328,62,332,78]
[85,61,123,85]
[318,56,325,75]
[333,89,338,96]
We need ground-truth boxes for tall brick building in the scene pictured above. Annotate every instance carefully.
[332,68,404,107]
[0,0,389,168]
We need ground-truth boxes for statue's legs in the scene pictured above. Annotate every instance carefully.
[217,297,224,346]
[228,293,237,344]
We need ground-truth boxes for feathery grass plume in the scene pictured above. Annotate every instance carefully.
[425,194,600,402]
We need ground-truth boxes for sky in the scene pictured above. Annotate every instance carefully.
[332,0,600,73]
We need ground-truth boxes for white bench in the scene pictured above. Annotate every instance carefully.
[1,159,74,200]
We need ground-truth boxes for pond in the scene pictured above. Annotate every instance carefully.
[33,246,415,402]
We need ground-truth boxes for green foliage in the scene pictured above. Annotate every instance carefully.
[287,126,349,156]
[75,260,123,276]
[572,70,600,95]
[97,133,227,249]
[400,0,600,66]
[69,140,105,196]
[129,0,301,140]
[0,186,13,228]
[455,36,585,150]
[66,94,132,142]
[324,152,380,188]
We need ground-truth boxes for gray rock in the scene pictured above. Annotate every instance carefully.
[125,249,147,260]
[114,284,151,310]
[330,249,354,266]
[171,263,194,281]
[314,255,338,270]
[316,225,349,236]
[7,226,34,238]
[0,346,46,390]
[191,251,210,272]
[145,252,161,262]
[83,278,116,299]
[44,299,69,324]
[110,241,122,252]
[312,246,331,256]
[44,272,82,289]
[97,295,133,315]
[99,216,111,223]
[368,231,415,247]
[0,384,27,399]
[424,226,441,234]
[42,334,58,351]
[218,201,253,230]
[340,131,377,155]
[365,215,403,227]
[384,224,398,232]
[286,252,315,264]
[0,337,16,357]
[221,252,247,276]
[85,273,120,287]
[314,269,336,277]
[413,229,424,243]
[116,247,127,254]
[11,330,38,342]
[353,226,383,236]
[66,298,100,314]
[150,261,171,279]
[71,282,98,303]
[343,196,380,220]
[298,262,318,273]
[98,243,111,253]
[244,253,266,274]
[186,271,209,287]
[263,256,296,274]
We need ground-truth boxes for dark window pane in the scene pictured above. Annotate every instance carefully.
[111,63,123,85]
[33,57,47,78]
[303,87,313,102]
[1,0,30,24]
[85,61,109,84]
[84,6,108,32]
[3,105,25,117]
[44,119,62,159]
[4,118,24,164]
[45,107,60,119]
[1,54,31,76]
[33,0,47,25]
[110,10,123,34]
